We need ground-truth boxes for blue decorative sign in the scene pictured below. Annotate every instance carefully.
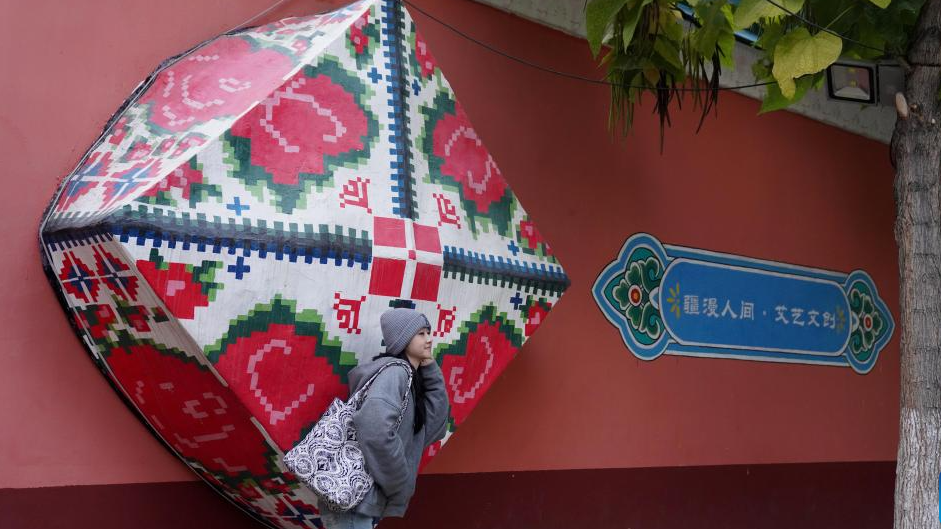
[593,233,894,373]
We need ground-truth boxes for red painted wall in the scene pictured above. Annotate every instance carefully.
[0,0,898,491]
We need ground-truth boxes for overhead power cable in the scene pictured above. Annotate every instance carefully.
[401,0,776,91]
[223,0,907,92]
[230,0,892,90]
[760,0,888,54]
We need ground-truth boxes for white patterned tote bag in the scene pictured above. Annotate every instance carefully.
[283,360,413,512]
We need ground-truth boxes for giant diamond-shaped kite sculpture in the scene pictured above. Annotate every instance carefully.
[39,0,568,527]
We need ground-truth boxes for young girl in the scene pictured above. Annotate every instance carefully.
[319,308,450,529]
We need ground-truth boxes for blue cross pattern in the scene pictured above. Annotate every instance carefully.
[227,256,251,279]
[507,240,520,256]
[367,67,382,84]
[99,256,133,293]
[226,197,250,216]
[510,292,524,310]
[411,79,421,95]
[68,269,96,296]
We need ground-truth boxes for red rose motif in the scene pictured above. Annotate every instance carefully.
[137,260,209,319]
[230,69,369,185]
[259,476,294,495]
[519,220,545,250]
[236,480,265,500]
[120,305,152,333]
[441,321,518,426]
[74,304,117,340]
[525,302,551,337]
[106,342,273,476]
[156,138,176,155]
[290,38,310,54]
[432,104,508,213]
[151,306,169,322]
[123,140,153,162]
[170,134,207,158]
[107,117,129,145]
[415,31,436,78]
[349,11,369,55]
[141,161,204,200]
[142,37,294,132]
[213,323,348,449]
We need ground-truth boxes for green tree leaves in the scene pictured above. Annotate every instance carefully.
[587,0,630,56]
[586,0,918,141]
[691,0,735,65]
[733,0,804,30]
[620,0,652,49]
[772,28,843,97]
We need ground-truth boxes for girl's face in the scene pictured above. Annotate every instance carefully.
[404,328,433,367]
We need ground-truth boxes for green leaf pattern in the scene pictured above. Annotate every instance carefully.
[612,253,664,344]
[848,285,886,363]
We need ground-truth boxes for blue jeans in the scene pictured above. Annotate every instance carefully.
[319,509,377,529]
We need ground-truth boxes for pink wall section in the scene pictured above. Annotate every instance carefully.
[420,0,899,473]
[0,0,899,489]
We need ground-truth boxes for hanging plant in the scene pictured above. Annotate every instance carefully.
[587,0,737,146]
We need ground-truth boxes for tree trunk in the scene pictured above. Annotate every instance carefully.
[891,1,941,527]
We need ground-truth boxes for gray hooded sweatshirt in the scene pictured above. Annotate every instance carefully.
[347,356,450,518]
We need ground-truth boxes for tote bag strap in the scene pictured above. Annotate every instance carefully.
[350,360,414,430]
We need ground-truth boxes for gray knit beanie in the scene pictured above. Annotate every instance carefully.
[380,308,431,355]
